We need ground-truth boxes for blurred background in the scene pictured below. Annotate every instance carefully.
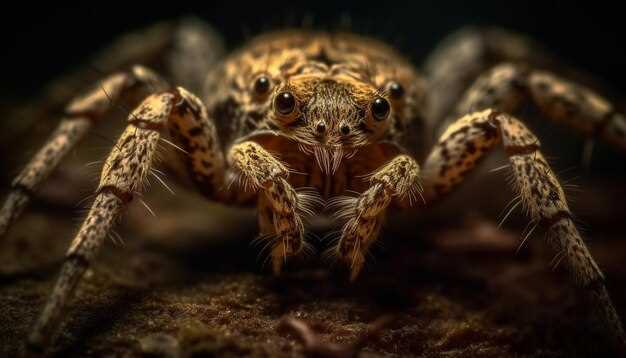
[1,1,625,97]
[1,2,625,357]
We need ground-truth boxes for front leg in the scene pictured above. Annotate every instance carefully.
[227,141,311,274]
[421,109,625,353]
[331,155,421,280]
[27,86,227,351]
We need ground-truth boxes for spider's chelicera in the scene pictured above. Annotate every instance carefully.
[0,22,625,353]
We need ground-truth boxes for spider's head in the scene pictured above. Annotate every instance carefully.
[260,74,404,172]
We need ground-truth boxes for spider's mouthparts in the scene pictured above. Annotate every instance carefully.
[313,145,344,174]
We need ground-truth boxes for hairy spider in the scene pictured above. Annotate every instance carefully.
[1,19,625,354]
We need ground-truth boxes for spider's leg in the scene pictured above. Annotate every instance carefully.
[0,66,167,240]
[330,155,421,280]
[32,17,222,110]
[166,87,228,200]
[452,63,626,152]
[1,17,225,241]
[227,141,314,274]
[424,27,560,126]
[421,109,626,354]
[423,27,611,128]
[27,86,226,351]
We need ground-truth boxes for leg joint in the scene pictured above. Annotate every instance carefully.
[97,185,134,203]
[9,181,35,197]
[540,209,573,228]
[504,142,540,156]
[128,117,166,131]
[65,252,90,268]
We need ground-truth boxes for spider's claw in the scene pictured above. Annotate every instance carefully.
[269,233,304,275]
[342,236,366,281]
[349,256,365,282]
[334,217,378,282]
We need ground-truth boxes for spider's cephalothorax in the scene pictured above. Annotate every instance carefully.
[208,32,426,180]
[1,21,625,353]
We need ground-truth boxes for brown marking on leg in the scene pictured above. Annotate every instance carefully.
[27,92,169,350]
[424,27,557,125]
[167,86,226,198]
[28,192,124,350]
[26,85,230,351]
[454,63,528,116]
[422,109,626,352]
[422,110,501,197]
[0,66,167,240]
[449,63,626,154]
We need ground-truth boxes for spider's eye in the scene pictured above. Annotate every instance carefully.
[253,75,271,95]
[388,81,405,99]
[274,91,296,115]
[371,97,390,121]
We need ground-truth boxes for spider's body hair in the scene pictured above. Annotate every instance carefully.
[206,31,428,177]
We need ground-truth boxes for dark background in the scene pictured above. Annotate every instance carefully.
[1,1,625,99]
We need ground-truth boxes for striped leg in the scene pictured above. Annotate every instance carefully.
[423,27,604,127]
[27,86,225,351]
[450,63,626,153]
[330,154,421,281]
[0,66,167,240]
[424,27,558,125]
[422,109,626,354]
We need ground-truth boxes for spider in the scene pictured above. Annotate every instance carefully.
[1,18,625,354]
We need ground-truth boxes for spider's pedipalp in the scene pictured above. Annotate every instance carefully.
[231,142,311,274]
[330,154,422,280]
[295,187,324,220]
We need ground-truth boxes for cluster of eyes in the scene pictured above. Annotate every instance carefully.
[252,75,404,123]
